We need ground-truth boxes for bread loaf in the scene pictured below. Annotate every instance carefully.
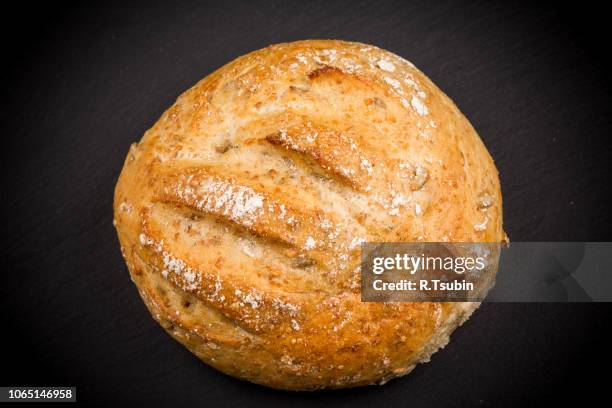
[113,40,505,390]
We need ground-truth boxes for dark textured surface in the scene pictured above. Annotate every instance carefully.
[1,0,611,406]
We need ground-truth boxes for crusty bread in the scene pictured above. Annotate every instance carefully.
[113,40,505,390]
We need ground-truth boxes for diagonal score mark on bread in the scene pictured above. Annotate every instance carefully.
[131,246,256,345]
[136,208,317,335]
[265,119,375,192]
[153,168,361,275]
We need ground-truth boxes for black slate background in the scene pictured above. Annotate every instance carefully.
[2,0,611,406]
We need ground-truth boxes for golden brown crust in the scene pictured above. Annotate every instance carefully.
[113,39,505,390]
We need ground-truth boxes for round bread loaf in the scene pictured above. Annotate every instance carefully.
[113,40,505,390]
